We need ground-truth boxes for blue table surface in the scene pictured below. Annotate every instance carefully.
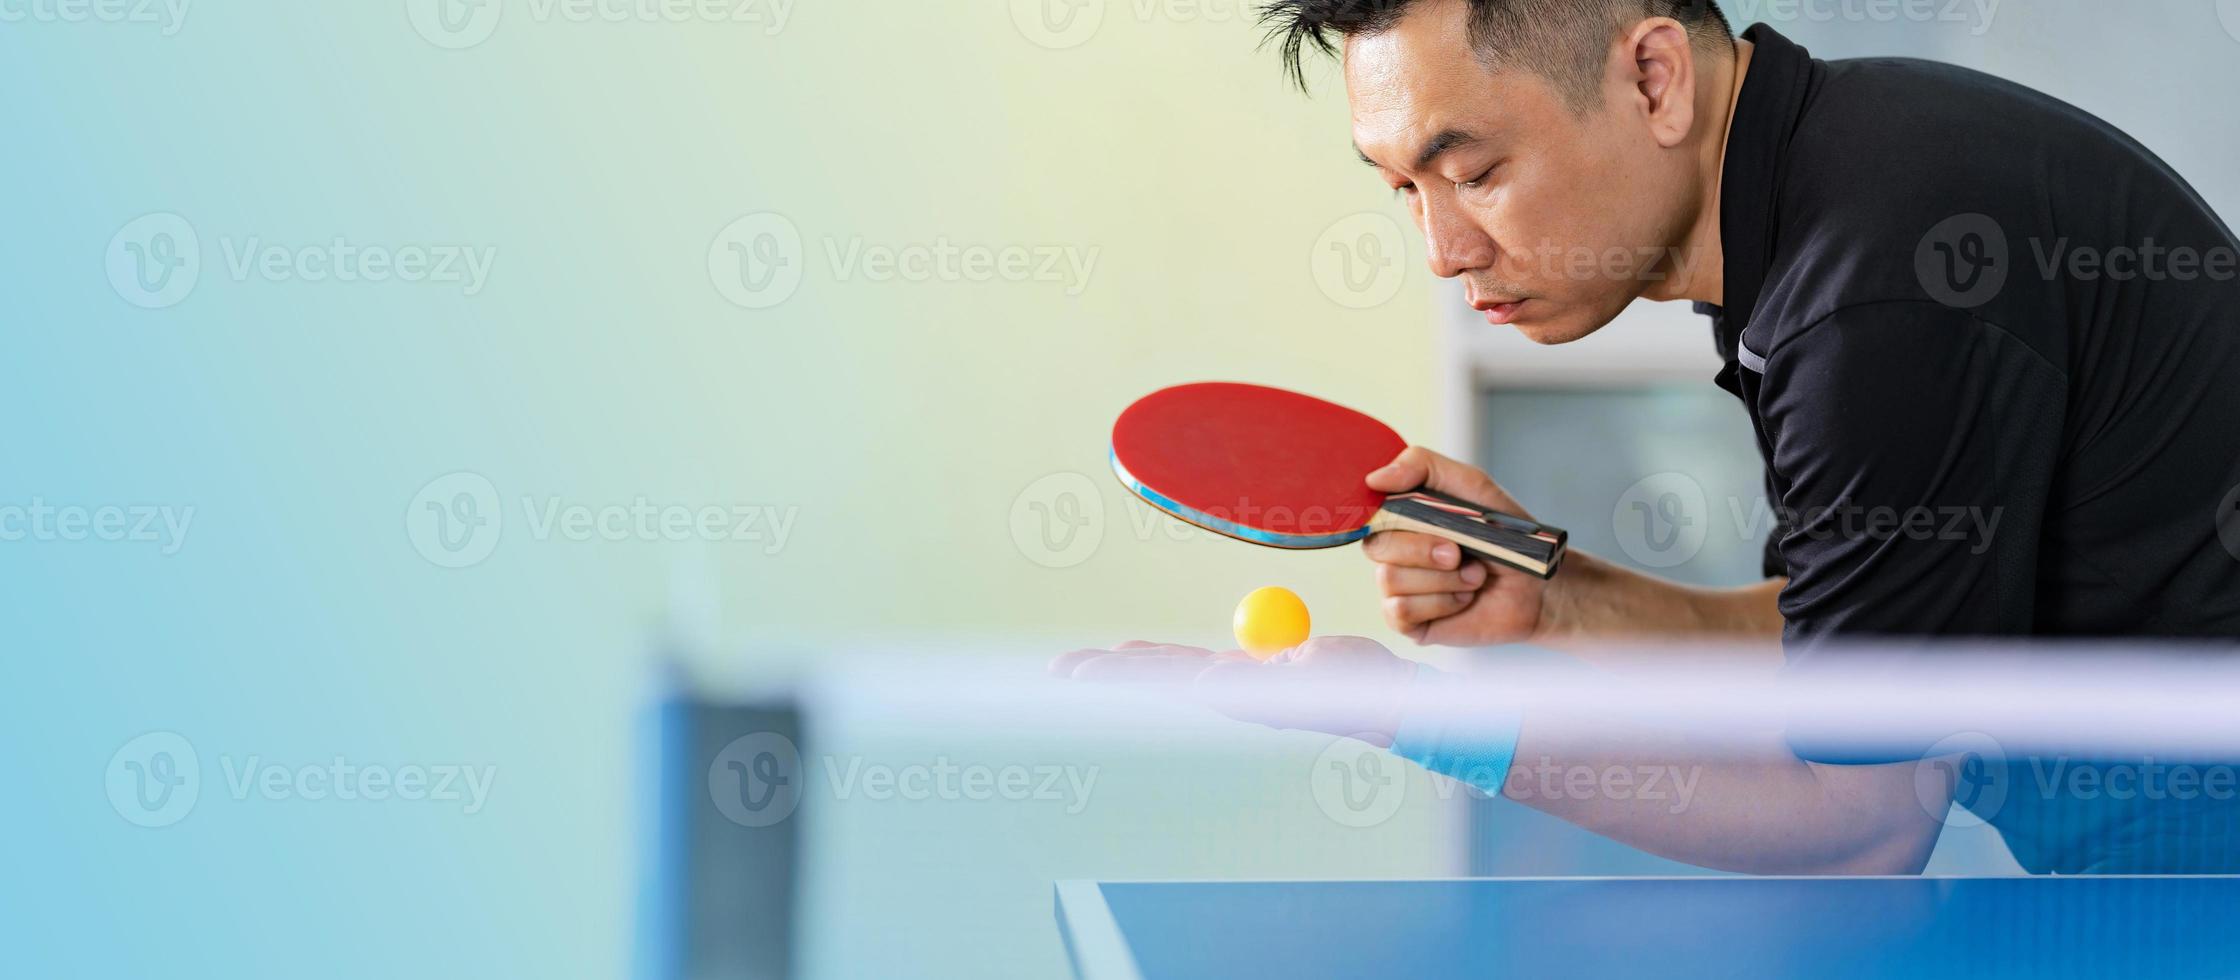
[1055,876,2240,980]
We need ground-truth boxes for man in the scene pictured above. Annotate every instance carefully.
[1059,0,2240,872]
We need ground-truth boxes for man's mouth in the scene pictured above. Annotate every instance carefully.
[1473,297,1528,325]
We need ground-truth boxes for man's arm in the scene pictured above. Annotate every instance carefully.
[1054,638,1955,875]
[1373,304,2062,867]
[1537,552,1786,646]
[1493,696,1949,875]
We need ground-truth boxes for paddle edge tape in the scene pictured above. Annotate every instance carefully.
[1109,448,1369,551]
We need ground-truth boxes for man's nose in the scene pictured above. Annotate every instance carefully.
[1420,195,1495,280]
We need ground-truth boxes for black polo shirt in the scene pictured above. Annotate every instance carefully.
[1711,26,2240,873]
[1706,25,2240,644]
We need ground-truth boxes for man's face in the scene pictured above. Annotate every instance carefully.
[1346,0,1696,344]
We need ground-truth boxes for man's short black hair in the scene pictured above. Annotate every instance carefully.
[1260,0,1734,108]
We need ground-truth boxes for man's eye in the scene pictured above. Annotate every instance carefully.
[1393,182,1418,199]
[1457,166,1497,191]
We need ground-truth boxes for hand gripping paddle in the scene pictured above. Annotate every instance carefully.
[1109,382,1567,578]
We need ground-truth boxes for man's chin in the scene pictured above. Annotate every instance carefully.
[1508,312,1602,346]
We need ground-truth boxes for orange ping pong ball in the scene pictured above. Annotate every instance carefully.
[1234,586,1311,660]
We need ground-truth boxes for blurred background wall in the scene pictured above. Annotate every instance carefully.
[7,5,1439,978]
[7,2,2238,977]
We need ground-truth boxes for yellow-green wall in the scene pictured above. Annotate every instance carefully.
[675,5,1442,648]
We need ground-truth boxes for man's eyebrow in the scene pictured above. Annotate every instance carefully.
[1353,128,1483,173]
[1410,129,1480,172]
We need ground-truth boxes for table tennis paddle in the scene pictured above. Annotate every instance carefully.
[1110,382,1567,578]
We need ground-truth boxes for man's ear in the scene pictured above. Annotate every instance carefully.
[1615,18,1697,148]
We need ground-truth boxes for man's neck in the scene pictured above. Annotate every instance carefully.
[1659,38,1753,308]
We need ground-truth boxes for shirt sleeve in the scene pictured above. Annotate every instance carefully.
[1756,301,2066,643]
[1760,471,1789,580]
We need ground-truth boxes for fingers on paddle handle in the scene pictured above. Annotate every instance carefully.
[1377,490,1568,579]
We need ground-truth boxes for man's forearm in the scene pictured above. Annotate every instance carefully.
[1395,550,1925,875]
[1386,651,1947,875]
[1534,551,1786,649]
[1495,727,1945,875]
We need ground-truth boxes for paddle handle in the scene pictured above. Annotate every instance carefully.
[1371,489,1568,579]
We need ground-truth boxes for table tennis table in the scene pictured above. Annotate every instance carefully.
[1055,876,2240,979]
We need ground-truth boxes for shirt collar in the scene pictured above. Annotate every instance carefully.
[1711,23,1819,352]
